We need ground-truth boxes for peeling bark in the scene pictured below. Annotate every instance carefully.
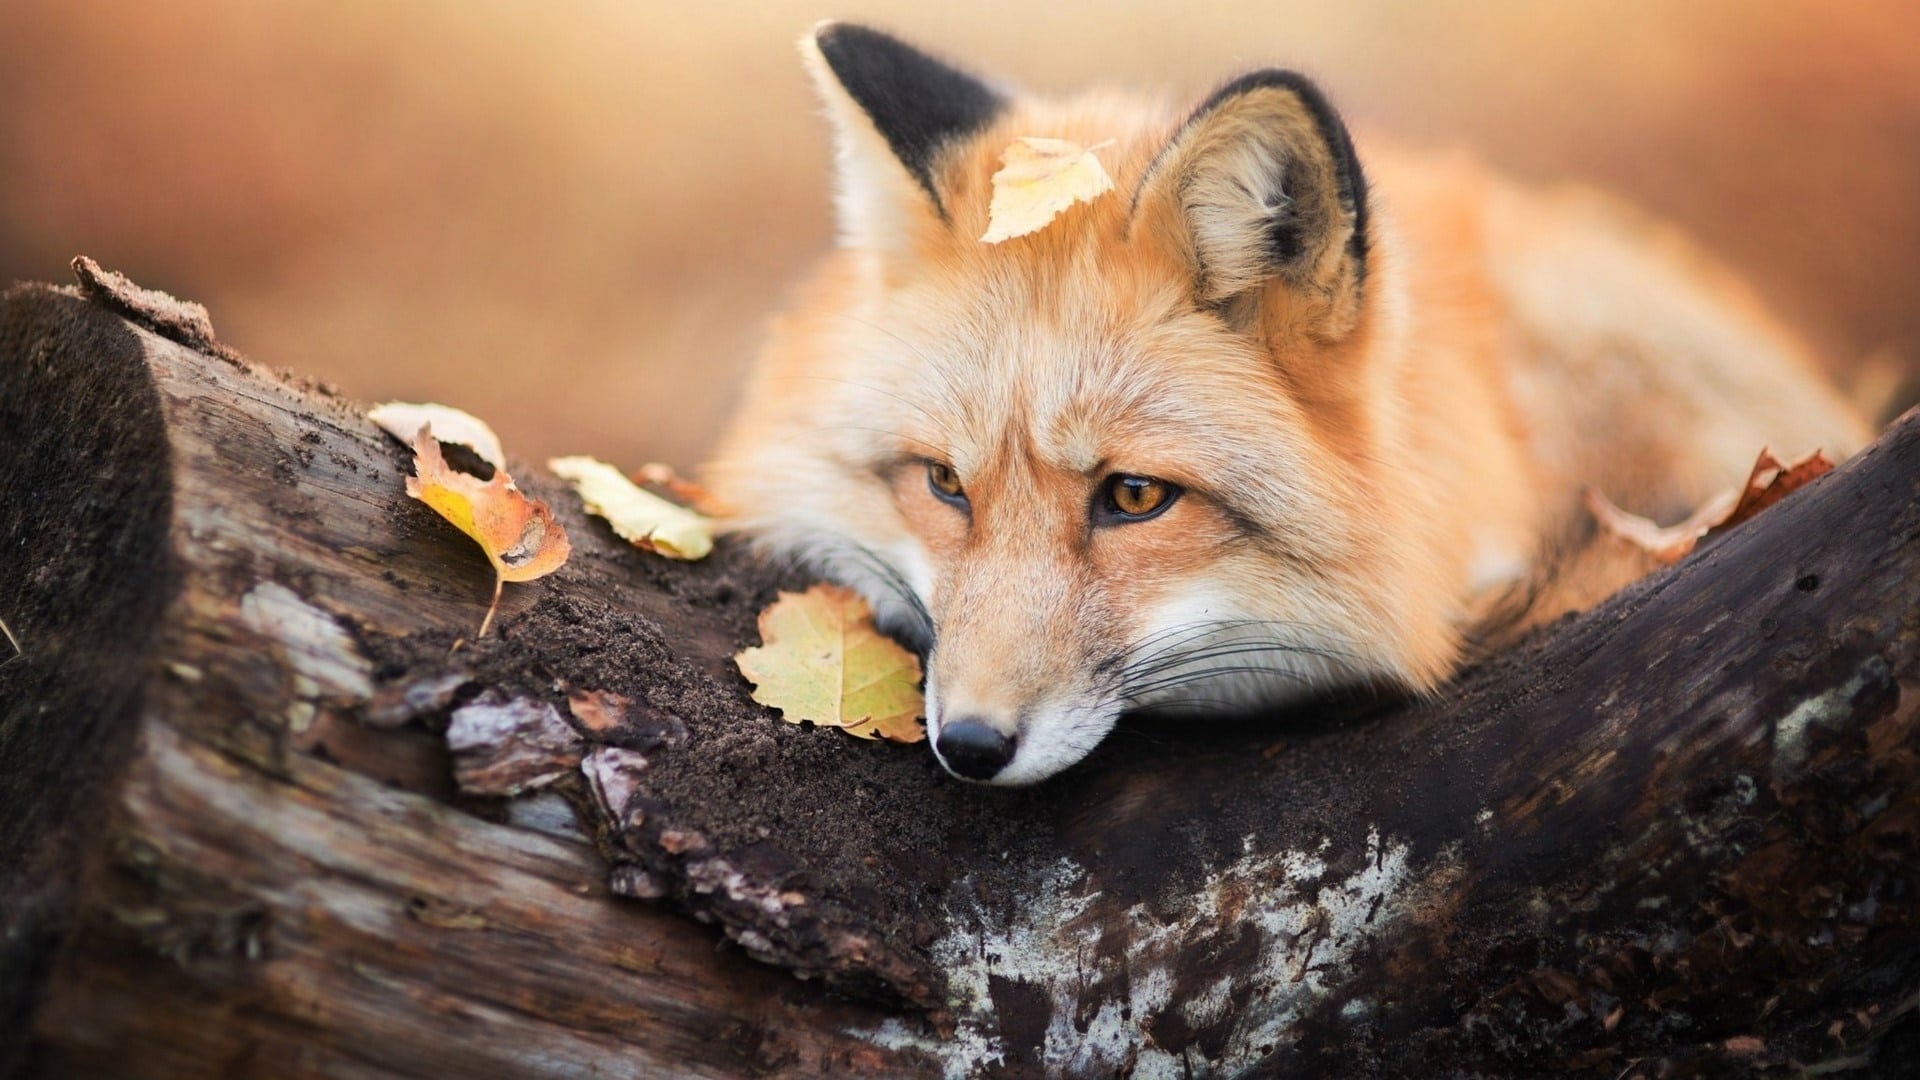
[2,265,1916,1078]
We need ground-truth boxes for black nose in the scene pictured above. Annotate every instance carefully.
[935,717,1016,781]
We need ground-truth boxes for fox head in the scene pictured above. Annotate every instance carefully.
[708,24,1469,784]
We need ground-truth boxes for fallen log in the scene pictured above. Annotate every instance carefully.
[2,261,1916,1078]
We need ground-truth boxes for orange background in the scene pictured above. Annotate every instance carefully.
[3,2,1915,467]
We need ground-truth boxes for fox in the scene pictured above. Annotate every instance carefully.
[705,22,1872,785]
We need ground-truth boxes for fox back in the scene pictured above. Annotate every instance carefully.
[706,24,1869,784]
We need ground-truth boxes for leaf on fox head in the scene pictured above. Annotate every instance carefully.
[1587,447,1836,566]
[549,455,713,560]
[981,136,1116,244]
[733,584,925,743]
[405,424,570,636]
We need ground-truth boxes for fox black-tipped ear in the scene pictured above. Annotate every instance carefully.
[1136,70,1369,340]
[803,23,1006,250]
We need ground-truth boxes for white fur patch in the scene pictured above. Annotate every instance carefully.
[1466,527,1531,593]
[800,31,923,255]
[982,700,1119,786]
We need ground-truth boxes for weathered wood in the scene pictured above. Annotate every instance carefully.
[0,270,932,1079]
[3,263,1917,1078]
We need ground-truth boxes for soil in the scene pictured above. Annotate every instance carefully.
[353,528,1093,1011]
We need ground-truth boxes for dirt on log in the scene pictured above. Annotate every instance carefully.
[2,261,1918,1078]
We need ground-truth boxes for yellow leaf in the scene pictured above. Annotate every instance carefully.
[981,136,1116,244]
[370,401,506,471]
[734,584,925,743]
[406,425,570,636]
[549,455,713,560]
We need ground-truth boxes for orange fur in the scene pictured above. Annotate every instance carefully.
[705,25,1870,784]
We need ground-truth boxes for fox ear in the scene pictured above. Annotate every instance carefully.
[802,23,1006,252]
[1136,71,1369,341]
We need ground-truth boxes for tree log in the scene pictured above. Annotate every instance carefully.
[3,262,1917,1078]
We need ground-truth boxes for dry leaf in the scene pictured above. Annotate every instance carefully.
[407,425,570,636]
[370,402,506,471]
[549,455,713,560]
[633,462,730,516]
[981,136,1116,243]
[568,688,631,734]
[734,584,925,743]
[1713,448,1835,535]
[1588,447,1836,566]
[1585,487,1739,566]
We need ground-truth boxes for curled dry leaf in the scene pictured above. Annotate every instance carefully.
[733,583,925,743]
[407,425,570,637]
[1585,487,1739,566]
[980,136,1116,244]
[567,688,631,734]
[1715,448,1835,533]
[549,455,713,560]
[633,461,731,516]
[1587,447,1837,566]
[369,401,506,471]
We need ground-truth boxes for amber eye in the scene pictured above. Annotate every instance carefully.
[1101,474,1179,522]
[927,461,967,505]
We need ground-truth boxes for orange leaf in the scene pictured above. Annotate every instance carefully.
[406,424,570,636]
[632,462,732,517]
[1710,448,1835,537]
[568,688,630,734]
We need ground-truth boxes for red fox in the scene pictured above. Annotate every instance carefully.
[707,23,1871,784]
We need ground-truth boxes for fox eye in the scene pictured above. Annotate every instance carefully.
[1101,474,1180,522]
[927,461,968,506]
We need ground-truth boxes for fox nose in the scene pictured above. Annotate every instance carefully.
[934,717,1016,781]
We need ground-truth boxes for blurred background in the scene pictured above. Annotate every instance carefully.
[3,1,1916,468]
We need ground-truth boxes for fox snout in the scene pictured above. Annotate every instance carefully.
[930,715,1017,781]
[925,691,1123,786]
[921,561,1129,785]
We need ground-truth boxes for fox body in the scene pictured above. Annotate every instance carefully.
[707,24,1870,785]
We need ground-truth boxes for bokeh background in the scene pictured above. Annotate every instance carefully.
[4,1,1916,468]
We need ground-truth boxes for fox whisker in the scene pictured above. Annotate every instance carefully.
[1122,660,1322,704]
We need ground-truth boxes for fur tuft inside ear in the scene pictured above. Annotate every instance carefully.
[1137,70,1369,338]
[802,23,1005,251]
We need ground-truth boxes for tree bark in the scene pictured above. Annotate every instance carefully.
[3,262,1916,1078]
